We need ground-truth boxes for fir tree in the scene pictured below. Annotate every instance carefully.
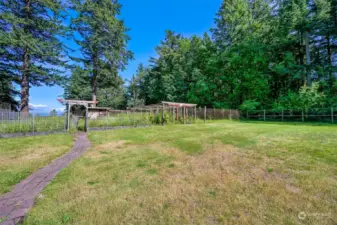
[0,0,68,112]
[71,0,133,105]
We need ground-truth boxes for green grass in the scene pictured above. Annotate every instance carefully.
[0,134,73,194]
[24,120,337,224]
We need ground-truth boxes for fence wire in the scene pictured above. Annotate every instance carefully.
[0,107,240,135]
[244,108,336,123]
[0,112,66,134]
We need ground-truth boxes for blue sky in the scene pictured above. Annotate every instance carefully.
[29,0,222,113]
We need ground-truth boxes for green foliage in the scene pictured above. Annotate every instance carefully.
[273,82,325,110]
[298,82,325,110]
[239,100,260,111]
[0,74,18,110]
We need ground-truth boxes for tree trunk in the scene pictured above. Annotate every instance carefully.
[20,0,31,113]
[304,30,311,86]
[91,54,98,107]
[21,47,30,112]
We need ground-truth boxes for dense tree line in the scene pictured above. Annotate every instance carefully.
[1,0,337,111]
[131,0,337,110]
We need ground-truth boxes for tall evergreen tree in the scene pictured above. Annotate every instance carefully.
[0,0,68,112]
[71,0,133,106]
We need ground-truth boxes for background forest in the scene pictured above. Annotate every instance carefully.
[1,0,337,112]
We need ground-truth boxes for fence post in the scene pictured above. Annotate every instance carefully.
[161,104,164,126]
[172,107,174,123]
[332,107,334,124]
[281,109,284,122]
[67,104,71,132]
[32,114,35,133]
[263,110,266,121]
[246,111,249,119]
[229,109,232,120]
[204,106,206,123]
[106,112,109,129]
[194,106,197,121]
[85,106,89,132]
[302,110,304,122]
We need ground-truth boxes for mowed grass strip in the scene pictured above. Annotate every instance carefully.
[0,134,73,194]
[24,121,337,225]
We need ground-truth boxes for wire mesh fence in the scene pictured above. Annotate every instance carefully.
[0,112,66,134]
[0,107,240,135]
[83,107,240,130]
[244,108,336,123]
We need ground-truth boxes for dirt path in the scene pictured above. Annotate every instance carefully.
[0,132,91,225]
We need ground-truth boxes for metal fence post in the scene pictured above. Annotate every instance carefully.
[281,109,284,122]
[302,110,304,122]
[263,110,266,121]
[332,107,334,123]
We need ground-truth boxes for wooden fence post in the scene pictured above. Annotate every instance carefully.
[302,110,304,122]
[332,107,334,123]
[106,112,109,129]
[204,106,206,123]
[229,109,232,120]
[32,114,35,133]
[162,103,164,126]
[85,106,89,132]
[263,110,266,121]
[67,104,70,132]
[194,106,197,121]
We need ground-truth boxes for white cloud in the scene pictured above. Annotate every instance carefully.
[29,103,48,109]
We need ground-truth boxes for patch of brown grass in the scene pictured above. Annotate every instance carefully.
[24,125,337,225]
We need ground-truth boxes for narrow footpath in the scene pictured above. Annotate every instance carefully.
[0,132,91,225]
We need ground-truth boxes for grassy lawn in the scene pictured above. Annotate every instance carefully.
[24,121,336,224]
[0,134,73,194]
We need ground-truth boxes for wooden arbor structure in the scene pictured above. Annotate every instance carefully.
[131,101,197,123]
[161,101,197,122]
[58,99,98,132]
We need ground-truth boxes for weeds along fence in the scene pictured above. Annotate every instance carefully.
[83,107,240,130]
[0,107,240,135]
[0,112,66,135]
[244,108,337,123]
